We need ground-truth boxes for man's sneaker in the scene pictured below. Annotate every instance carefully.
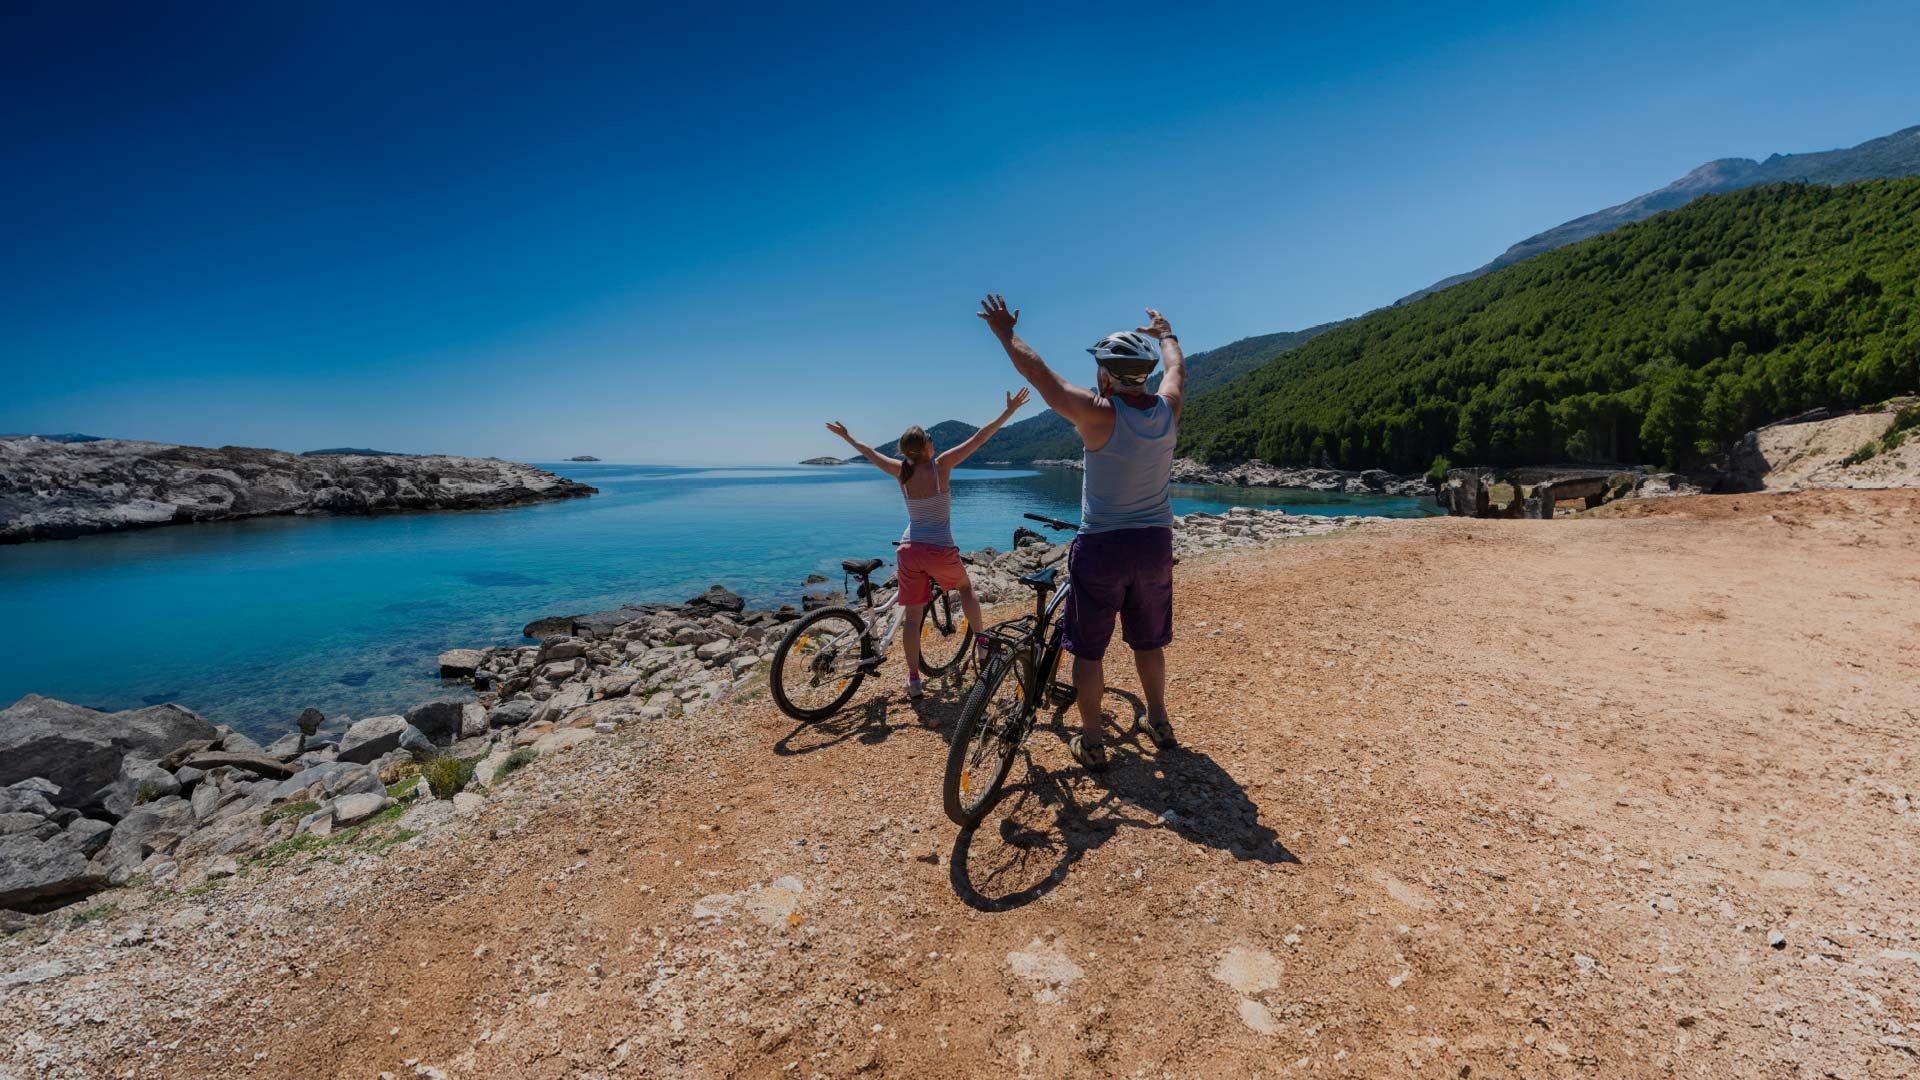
[906,678,925,701]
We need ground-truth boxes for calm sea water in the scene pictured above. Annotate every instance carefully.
[0,464,1437,737]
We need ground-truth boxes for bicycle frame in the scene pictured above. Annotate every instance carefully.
[972,559,1072,738]
[845,568,949,664]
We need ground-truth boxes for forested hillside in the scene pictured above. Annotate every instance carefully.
[1180,180,1920,472]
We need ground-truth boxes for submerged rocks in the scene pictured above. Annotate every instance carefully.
[685,586,745,614]
[0,696,219,811]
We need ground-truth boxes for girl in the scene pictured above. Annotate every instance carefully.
[826,388,1030,699]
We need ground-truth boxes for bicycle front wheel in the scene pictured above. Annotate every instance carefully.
[943,650,1033,826]
[916,587,969,676]
[770,607,870,721]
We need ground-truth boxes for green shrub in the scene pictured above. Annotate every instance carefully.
[492,747,538,783]
[261,799,320,826]
[1425,454,1452,482]
[71,901,117,926]
[1842,442,1878,466]
[384,774,420,800]
[423,754,476,799]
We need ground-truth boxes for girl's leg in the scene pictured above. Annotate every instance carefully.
[957,583,985,640]
[902,603,926,680]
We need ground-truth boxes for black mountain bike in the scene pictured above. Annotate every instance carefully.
[941,512,1079,826]
[770,553,968,721]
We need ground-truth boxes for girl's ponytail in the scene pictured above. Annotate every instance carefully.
[897,426,930,485]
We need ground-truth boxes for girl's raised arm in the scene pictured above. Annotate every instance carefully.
[939,388,1031,470]
[826,420,903,478]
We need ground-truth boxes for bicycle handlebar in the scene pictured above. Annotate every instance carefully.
[1023,512,1077,532]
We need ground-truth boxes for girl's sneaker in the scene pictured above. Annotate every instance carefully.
[907,677,925,701]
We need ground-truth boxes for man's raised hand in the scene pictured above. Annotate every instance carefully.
[1135,308,1174,340]
[1005,387,1031,414]
[976,293,1019,339]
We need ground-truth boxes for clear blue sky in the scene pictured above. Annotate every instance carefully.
[4,2,1916,464]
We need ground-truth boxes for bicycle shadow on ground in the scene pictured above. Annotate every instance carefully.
[948,686,1297,912]
[770,671,971,757]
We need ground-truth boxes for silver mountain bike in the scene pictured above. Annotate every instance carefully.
[770,553,969,721]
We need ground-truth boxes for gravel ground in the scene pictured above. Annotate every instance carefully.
[4,489,1917,1079]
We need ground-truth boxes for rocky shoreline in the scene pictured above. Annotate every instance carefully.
[1034,455,1433,498]
[0,437,596,544]
[0,506,1363,920]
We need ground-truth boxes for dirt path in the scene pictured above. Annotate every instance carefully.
[44,491,1920,1078]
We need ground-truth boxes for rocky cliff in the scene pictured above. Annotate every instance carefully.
[0,437,597,543]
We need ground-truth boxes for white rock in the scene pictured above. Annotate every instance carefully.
[1007,938,1084,989]
[1212,947,1282,994]
[1237,998,1283,1035]
[331,793,390,827]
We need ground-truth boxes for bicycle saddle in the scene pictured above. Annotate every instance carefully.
[1018,567,1058,590]
[842,557,884,577]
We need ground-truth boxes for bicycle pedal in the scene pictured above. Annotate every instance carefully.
[856,655,888,672]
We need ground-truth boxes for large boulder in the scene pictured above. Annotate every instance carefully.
[178,751,300,780]
[0,834,107,909]
[96,796,195,879]
[404,701,464,742]
[487,698,535,728]
[438,649,486,678]
[0,696,219,812]
[336,715,406,764]
[265,761,382,803]
[330,793,390,828]
[103,757,181,818]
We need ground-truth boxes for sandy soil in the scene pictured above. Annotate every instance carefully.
[7,490,1919,1079]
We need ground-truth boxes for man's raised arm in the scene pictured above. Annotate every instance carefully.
[976,294,1104,430]
[1137,307,1184,417]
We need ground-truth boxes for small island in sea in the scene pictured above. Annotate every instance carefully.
[568,455,601,462]
[798,456,849,466]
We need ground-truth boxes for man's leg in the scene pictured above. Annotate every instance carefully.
[1133,647,1170,729]
[1073,656,1105,741]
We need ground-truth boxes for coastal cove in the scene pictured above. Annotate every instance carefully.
[0,463,1436,737]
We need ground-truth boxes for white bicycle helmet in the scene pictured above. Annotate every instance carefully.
[1087,330,1159,386]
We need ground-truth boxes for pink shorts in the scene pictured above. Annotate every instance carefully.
[896,543,969,605]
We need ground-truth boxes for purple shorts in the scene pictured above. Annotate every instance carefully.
[1062,527,1174,661]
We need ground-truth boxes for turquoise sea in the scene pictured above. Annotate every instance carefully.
[0,464,1438,738]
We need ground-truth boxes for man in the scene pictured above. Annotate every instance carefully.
[977,293,1183,773]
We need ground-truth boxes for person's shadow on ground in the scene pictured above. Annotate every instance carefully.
[949,687,1297,912]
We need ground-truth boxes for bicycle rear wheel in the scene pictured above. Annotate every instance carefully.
[942,650,1032,826]
[916,587,969,675]
[770,607,870,721]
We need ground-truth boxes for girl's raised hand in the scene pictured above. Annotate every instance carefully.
[825,420,851,440]
[1005,387,1031,414]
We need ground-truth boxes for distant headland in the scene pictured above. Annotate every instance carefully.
[0,437,597,544]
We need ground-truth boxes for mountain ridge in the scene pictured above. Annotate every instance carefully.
[1397,124,1920,305]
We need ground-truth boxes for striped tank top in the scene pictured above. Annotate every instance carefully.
[901,468,955,548]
